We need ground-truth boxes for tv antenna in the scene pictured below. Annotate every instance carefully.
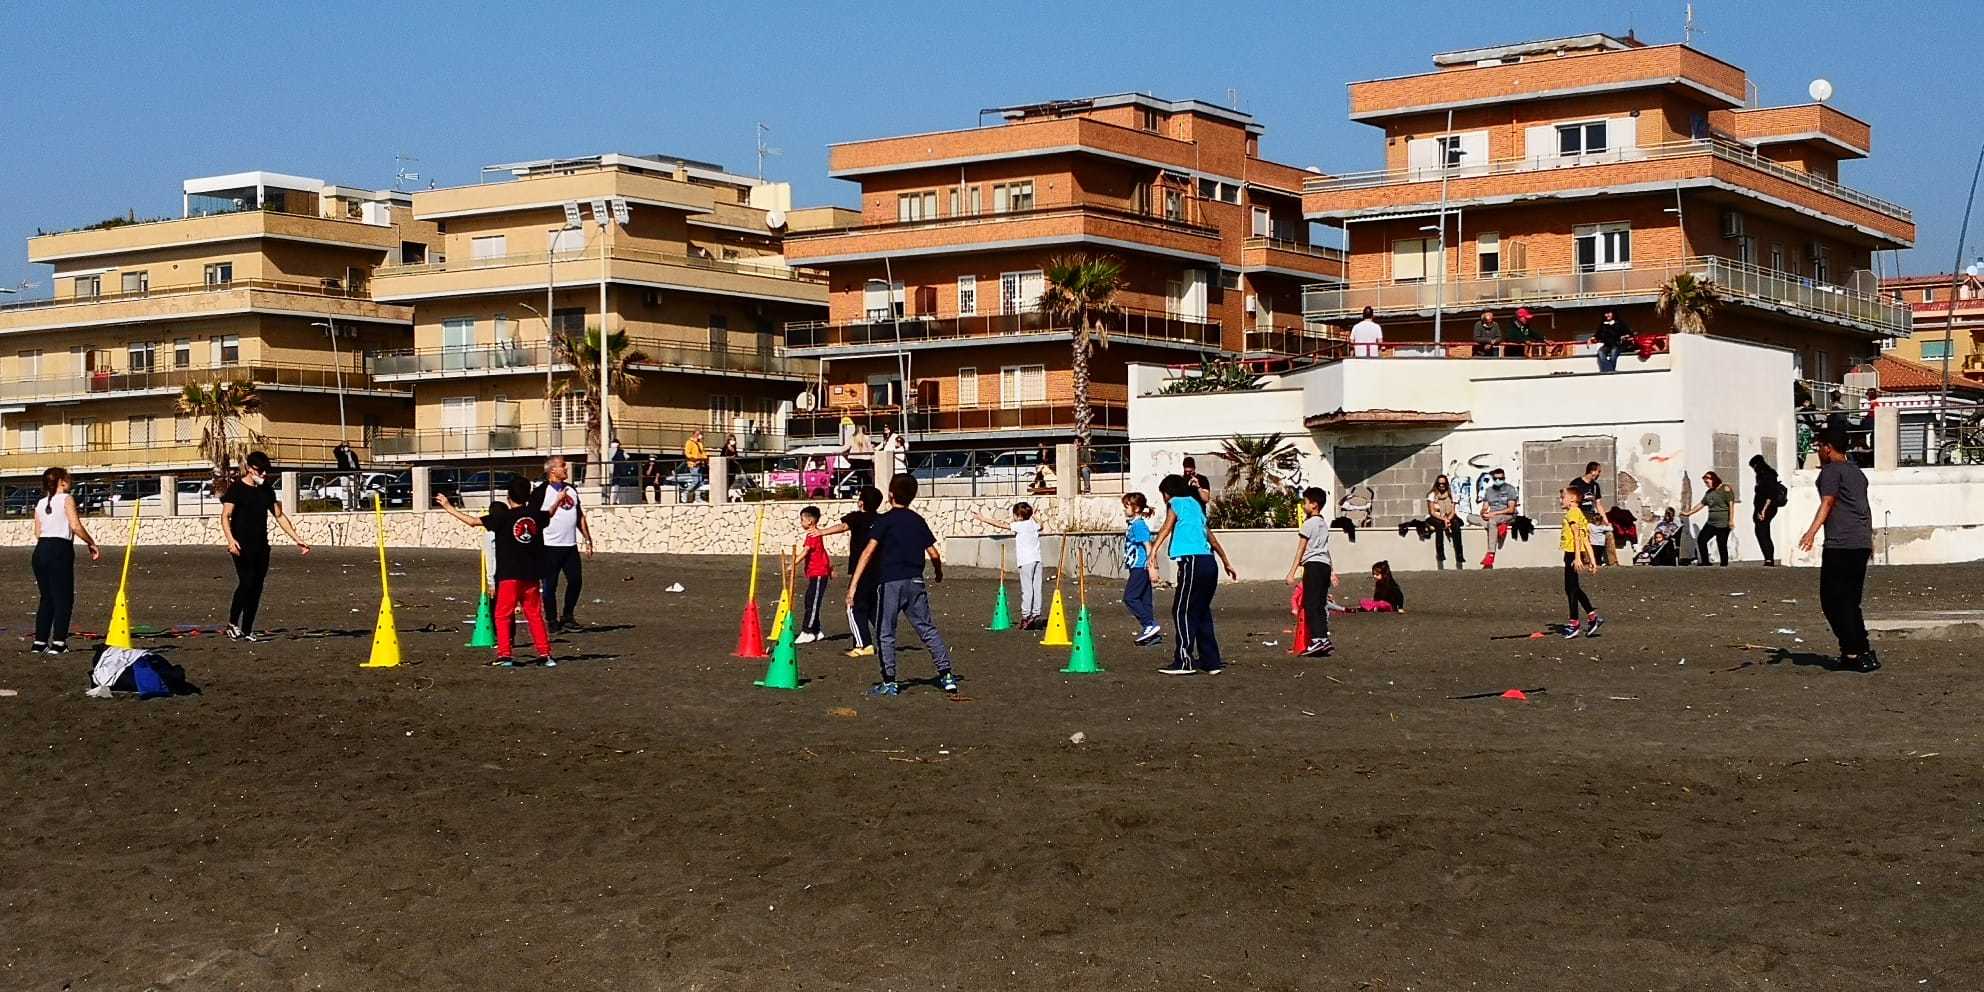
[1226,87,1240,110]
[755,123,782,181]
[1683,2,1702,44]
[393,152,421,191]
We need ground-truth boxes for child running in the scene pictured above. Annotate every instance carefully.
[1285,486,1339,657]
[1150,474,1239,675]
[1559,485,1606,638]
[29,467,100,655]
[848,474,958,696]
[974,503,1043,629]
[794,506,833,644]
[220,451,311,641]
[840,486,884,658]
[1120,493,1161,645]
[436,481,555,667]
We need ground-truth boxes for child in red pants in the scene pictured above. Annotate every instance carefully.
[436,479,556,667]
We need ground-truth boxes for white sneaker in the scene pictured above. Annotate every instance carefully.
[795,632,821,644]
[1134,625,1162,645]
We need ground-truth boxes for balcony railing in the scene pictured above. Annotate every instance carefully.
[0,435,358,475]
[790,196,1223,240]
[1303,138,1912,224]
[1244,316,1340,356]
[1242,236,1344,261]
[784,305,1223,352]
[368,339,817,379]
[372,245,826,283]
[370,422,783,460]
[787,400,1129,442]
[1301,256,1913,333]
[0,277,375,314]
[0,362,402,404]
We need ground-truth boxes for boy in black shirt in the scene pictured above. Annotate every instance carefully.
[839,486,884,657]
[437,479,555,667]
[847,474,957,696]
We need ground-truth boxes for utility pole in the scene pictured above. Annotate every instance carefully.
[1938,143,1984,458]
[1431,108,1455,345]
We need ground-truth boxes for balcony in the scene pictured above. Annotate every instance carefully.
[1712,105,1872,157]
[1300,256,1913,335]
[1348,44,1748,120]
[1244,314,1341,357]
[782,304,1224,357]
[369,421,782,462]
[0,436,358,476]
[782,199,1224,266]
[0,361,406,405]
[1239,237,1346,280]
[367,337,818,382]
[1303,139,1913,245]
[0,279,412,333]
[368,245,827,305]
[28,210,399,263]
[787,400,1129,444]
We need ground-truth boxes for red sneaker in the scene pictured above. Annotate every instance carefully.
[1481,553,1496,569]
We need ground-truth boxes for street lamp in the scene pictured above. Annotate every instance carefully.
[517,300,554,456]
[310,318,352,511]
[865,268,910,438]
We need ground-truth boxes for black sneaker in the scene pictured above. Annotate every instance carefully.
[1582,615,1605,638]
[939,672,959,694]
[1301,637,1334,658]
[1850,651,1882,674]
[225,624,244,641]
[29,641,46,654]
[45,641,67,656]
[239,631,267,644]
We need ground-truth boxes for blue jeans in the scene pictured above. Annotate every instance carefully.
[683,464,706,501]
[1596,345,1621,373]
[1122,568,1157,628]
[876,578,953,683]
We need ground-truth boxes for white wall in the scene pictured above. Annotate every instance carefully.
[1780,465,1984,566]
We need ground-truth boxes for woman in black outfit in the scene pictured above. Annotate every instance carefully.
[29,467,100,654]
[220,452,312,641]
[1749,454,1787,566]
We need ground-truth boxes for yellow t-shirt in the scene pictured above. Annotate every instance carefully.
[1560,511,1585,553]
[685,438,708,465]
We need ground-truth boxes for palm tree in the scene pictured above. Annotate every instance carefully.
[551,323,649,457]
[1214,433,1299,495]
[1657,272,1718,335]
[177,381,263,484]
[1039,253,1125,450]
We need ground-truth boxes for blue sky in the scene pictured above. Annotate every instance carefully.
[2,0,1978,295]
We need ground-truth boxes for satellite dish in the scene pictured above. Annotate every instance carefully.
[795,389,816,411]
[765,209,787,230]
[1808,78,1833,103]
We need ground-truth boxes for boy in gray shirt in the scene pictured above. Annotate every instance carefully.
[1285,487,1338,658]
[1799,429,1877,672]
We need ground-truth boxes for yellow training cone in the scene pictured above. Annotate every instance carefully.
[104,503,141,649]
[769,588,793,643]
[1038,588,1073,647]
[360,492,400,668]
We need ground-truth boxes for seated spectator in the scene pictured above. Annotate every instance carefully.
[1636,508,1683,566]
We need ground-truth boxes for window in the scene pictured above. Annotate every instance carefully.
[999,270,1044,314]
[708,313,730,354]
[128,341,157,373]
[863,280,905,321]
[218,335,240,364]
[957,275,977,317]
[1736,236,1758,266]
[1138,107,1163,132]
[1438,135,1465,169]
[1922,288,1935,303]
[957,367,980,407]
[1921,339,1952,361]
[121,271,148,295]
[1163,189,1184,222]
[174,338,191,369]
[1810,243,1831,284]
[175,415,192,444]
[1573,223,1631,272]
[1198,177,1217,200]
[470,234,507,259]
[999,364,1046,408]
[73,275,101,298]
[947,186,981,216]
[18,350,40,378]
[708,394,743,428]
[1391,238,1440,283]
[1251,207,1272,238]
[19,422,38,453]
[993,181,1034,213]
[128,416,152,447]
[1557,121,1609,157]
[1220,270,1242,291]
[1477,232,1501,276]
[492,314,514,344]
[442,318,475,352]
[547,227,585,253]
[1219,182,1241,204]
[1770,242,1786,273]
[550,392,586,428]
[441,397,476,432]
[204,262,232,286]
[896,191,937,222]
[551,307,585,339]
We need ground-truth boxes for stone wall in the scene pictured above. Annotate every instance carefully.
[1333,443,1441,522]
[1521,437,1615,515]
[9,496,1125,558]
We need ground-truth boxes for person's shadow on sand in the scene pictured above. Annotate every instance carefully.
[1764,648,1861,672]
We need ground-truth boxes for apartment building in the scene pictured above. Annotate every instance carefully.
[1880,271,1983,371]
[0,172,435,478]
[780,93,1344,452]
[1302,33,1916,389]
[364,153,832,468]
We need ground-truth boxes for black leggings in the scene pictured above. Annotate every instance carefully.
[1433,516,1464,567]
[1563,552,1594,621]
[32,538,75,645]
[539,546,583,624]
[230,543,272,632]
[1697,525,1731,566]
[1754,507,1777,562]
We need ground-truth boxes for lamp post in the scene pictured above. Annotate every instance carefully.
[1937,143,1984,457]
[866,268,910,438]
[1430,108,1455,345]
[517,300,552,454]
[309,318,351,510]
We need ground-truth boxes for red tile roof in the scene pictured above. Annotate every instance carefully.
[1874,353,1984,395]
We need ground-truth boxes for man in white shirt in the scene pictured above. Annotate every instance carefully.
[1349,307,1385,358]
[530,455,594,631]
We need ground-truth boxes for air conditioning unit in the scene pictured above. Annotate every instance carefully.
[1720,210,1745,239]
[1244,294,1258,313]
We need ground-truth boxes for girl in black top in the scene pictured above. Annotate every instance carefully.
[1749,454,1787,566]
[220,452,311,641]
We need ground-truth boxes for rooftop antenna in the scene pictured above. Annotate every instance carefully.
[1226,87,1240,110]
[393,152,421,191]
[1683,2,1700,44]
[754,122,782,181]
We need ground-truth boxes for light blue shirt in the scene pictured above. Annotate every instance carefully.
[1124,517,1152,569]
[1167,496,1211,558]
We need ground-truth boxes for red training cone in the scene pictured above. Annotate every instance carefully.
[1289,605,1309,656]
[733,599,768,658]
[1500,688,1528,701]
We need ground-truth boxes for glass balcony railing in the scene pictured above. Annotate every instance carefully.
[783,305,1223,351]
[368,339,818,378]
[0,362,400,404]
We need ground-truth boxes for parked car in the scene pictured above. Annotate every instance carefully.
[907,450,977,482]
[978,449,1048,487]
[309,471,400,510]
[662,463,748,502]
[435,470,526,509]
[762,453,859,498]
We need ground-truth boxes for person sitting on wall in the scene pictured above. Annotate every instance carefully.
[1471,309,1503,359]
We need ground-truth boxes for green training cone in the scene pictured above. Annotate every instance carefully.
[988,583,1014,631]
[465,592,497,648]
[1061,606,1104,674]
[754,619,803,691]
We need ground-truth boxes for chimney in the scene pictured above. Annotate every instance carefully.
[673,160,689,182]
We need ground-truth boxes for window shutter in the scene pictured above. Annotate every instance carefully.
[1524,125,1558,166]
[1609,117,1639,158]
[1022,365,1046,404]
[1406,137,1439,178]
[1392,239,1426,282]
[958,367,979,407]
[1459,131,1490,174]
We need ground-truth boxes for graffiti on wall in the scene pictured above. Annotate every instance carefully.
[1445,450,1521,524]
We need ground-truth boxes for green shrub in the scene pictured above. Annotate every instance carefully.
[1207,489,1302,530]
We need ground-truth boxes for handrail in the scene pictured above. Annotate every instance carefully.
[367,338,818,378]
[786,197,1224,239]
[1243,236,1344,260]
[1303,138,1911,223]
[780,304,1223,351]
[372,245,828,283]
[0,277,379,313]
[0,361,398,402]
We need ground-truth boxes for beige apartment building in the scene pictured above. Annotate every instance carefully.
[0,172,435,479]
[1301,33,1915,390]
[364,153,834,469]
[1880,271,1983,372]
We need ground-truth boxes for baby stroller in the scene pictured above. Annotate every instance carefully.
[1635,526,1681,566]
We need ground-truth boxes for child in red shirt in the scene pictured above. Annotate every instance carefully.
[795,505,834,644]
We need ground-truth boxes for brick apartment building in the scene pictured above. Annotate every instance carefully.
[780,93,1344,456]
[0,172,436,479]
[1301,33,1915,391]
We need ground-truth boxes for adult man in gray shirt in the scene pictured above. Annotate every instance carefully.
[1799,428,1877,672]
[1477,468,1520,568]
[1472,309,1503,358]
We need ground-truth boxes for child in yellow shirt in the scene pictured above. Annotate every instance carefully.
[1560,485,1605,638]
